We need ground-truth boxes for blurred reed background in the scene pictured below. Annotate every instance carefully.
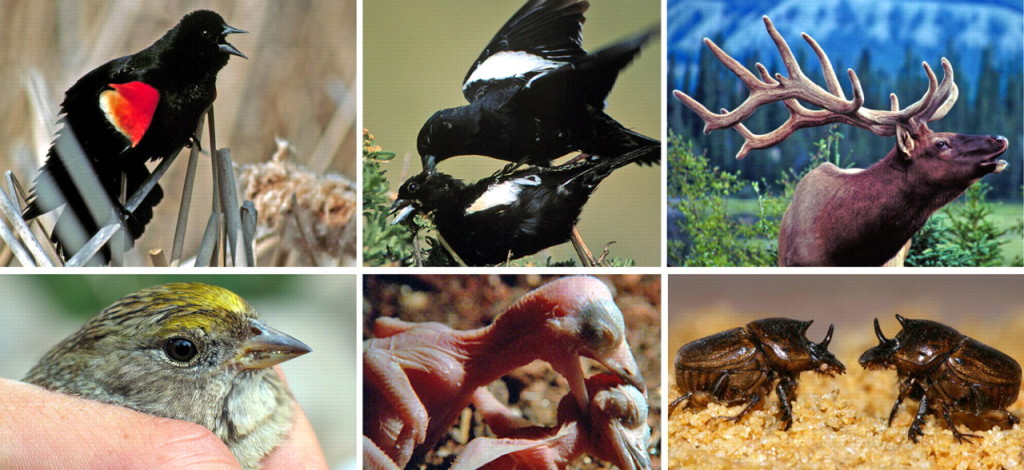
[0,0,356,265]
[0,274,357,469]
[364,0,662,266]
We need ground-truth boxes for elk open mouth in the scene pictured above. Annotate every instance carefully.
[980,155,1008,174]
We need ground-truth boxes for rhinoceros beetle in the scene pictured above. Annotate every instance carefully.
[669,318,845,430]
[859,315,1021,443]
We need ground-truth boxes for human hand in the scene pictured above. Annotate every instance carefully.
[0,377,327,469]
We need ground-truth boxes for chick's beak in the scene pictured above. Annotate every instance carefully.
[219,24,248,59]
[236,320,310,370]
[597,343,646,396]
[390,200,417,225]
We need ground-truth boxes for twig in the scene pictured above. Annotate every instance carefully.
[148,249,168,267]
[436,232,468,267]
[570,226,596,267]
[240,201,257,267]
[194,212,220,267]
[65,149,179,267]
[208,104,221,264]
[170,109,208,266]
[596,241,616,266]
[412,231,424,267]
[0,215,35,266]
[288,193,319,267]
[0,180,52,266]
[215,149,245,266]
[2,171,55,265]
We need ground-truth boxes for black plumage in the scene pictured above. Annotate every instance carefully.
[391,148,648,265]
[416,0,659,172]
[23,10,246,263]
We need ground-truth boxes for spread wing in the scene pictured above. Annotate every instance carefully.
[462,0,589,103]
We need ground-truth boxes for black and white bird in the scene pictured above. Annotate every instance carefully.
[416,0,659,172]
[390,148,648,266]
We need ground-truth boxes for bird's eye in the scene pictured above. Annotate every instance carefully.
[441,120,452,130]
[164,337,198,362]
[201,29,212,38]
[408,182,420,193]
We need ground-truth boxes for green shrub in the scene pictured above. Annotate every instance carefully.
[361,130,416,266]
[667,132,784,266]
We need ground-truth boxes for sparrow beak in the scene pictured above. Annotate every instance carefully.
[219,24,248,59]
[235,319,310,370]
[389,199,417,225]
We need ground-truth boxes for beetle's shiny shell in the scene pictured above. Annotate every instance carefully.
[931,337,1022,412]
[674,327,772,404]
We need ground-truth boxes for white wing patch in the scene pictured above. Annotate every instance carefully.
[464,51,560,90]
[466,175,541,214]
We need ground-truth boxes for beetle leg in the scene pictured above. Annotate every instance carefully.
[708,371,730,397]
[716,393,762,424]
[668,392,693,416]
[941,403,980,444]
[908,393,929,443]
[888,377,915,426]
[1006,410,1020,428]
[775,378,797,431]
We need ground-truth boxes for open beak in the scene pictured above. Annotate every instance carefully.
[389,199,417,225]
[219,24,248,59]
[595,342,646,397]
[235,319,310,370]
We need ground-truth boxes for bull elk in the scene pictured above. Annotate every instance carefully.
[674,16,1009,266]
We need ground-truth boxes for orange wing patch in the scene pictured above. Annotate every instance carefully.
[98,81,159,147]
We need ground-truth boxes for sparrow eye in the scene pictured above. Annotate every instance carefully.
[164,337,198,362]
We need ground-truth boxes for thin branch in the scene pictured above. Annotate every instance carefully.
[288,193,318,267]
[0,180,52,266]
[170,109,208,266]
[215,148,245,266]
[240,200,257,267]
[194,212,220,267]
[148,249,168,267]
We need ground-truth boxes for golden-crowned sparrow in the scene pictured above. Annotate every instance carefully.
[24,283,311,470]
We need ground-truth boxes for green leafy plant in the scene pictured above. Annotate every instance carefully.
[906,183,1020,267]
[362,130,416,266]
[667,132,784,266]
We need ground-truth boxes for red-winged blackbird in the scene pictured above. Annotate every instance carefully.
[23,10,246,263]
[416,0,659,172]
[391,147,650,266]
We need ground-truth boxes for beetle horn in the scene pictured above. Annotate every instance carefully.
[873,318,888,343]
[802,319,813,334]
[895,314,907,326]
[821,324,834,349]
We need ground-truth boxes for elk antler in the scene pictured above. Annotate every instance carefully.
[673,16,959,159]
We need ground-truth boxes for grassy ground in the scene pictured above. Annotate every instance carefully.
[718,198,1023,267]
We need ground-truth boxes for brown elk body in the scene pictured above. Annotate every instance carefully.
[675,16,1008,266]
